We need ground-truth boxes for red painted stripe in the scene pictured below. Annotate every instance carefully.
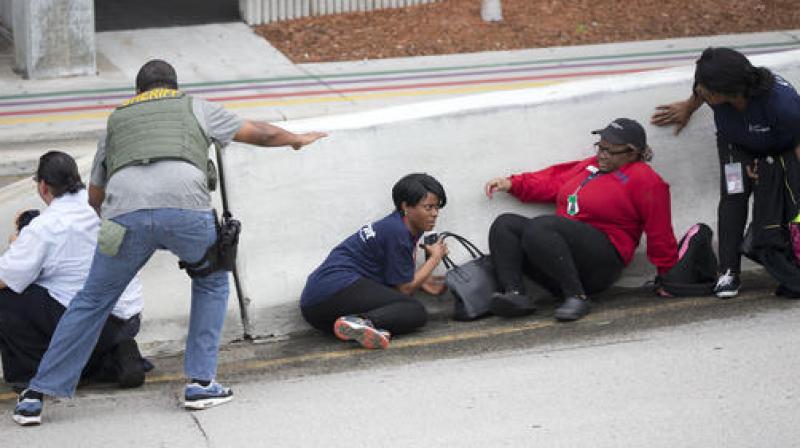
[0,102,114,117]
[0,66,662,118]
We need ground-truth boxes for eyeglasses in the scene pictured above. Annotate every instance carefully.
[419,204,440,212]
[594,142,635,156]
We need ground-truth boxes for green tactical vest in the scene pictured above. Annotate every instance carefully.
[105,89,211,182]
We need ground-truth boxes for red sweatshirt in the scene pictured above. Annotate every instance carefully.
[508,156,678,274]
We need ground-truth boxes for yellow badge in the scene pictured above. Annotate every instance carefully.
[121,88,180,107]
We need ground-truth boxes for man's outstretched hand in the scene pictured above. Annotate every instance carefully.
[291,131,328,151]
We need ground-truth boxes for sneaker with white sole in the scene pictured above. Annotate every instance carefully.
[714,269,740,299]
[13,389,43,426]
[333,316,391,349]
[184,381,234,410]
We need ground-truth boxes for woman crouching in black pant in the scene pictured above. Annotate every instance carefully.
[652,47,800,298]
[485,118,679,322]
[300,173,449,349]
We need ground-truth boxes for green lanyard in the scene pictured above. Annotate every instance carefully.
[567,166,601,216]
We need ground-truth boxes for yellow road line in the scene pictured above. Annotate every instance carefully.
[0,110,111,125]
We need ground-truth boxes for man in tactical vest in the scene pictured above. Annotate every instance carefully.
[13,60,326,426]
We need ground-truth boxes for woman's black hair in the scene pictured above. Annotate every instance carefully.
[392,173,447,211]
[694,47,774,98]
[135,59,179,93]
[35,151,85,198]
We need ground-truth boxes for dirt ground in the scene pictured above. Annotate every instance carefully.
[254,0,800,63]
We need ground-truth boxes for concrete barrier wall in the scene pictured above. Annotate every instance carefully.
[239,0,441,25]
[223,49,800,336]
[0,0,11,38]
[1,50,799,347]
[11,0,96,79]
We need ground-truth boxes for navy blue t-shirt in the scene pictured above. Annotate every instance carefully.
[300,211,418,307]
[711,75,800,155]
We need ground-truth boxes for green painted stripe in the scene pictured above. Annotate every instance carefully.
[1,40,798,101]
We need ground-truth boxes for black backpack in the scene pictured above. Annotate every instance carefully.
[656,223,718,296]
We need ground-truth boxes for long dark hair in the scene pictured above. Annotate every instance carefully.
[694,47,774,98]
[35,151,85,197]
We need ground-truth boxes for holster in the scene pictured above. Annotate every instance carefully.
[179,210,241,278]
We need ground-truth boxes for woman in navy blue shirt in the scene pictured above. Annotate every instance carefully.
[300,173,449,349]
[652,47,800,298]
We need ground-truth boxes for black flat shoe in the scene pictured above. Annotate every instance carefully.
[490,291,536,317]
[554,296,591,321]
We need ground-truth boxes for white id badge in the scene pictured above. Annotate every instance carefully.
[724,162,744,194]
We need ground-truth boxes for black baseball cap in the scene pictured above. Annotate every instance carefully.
[591,118,647,151]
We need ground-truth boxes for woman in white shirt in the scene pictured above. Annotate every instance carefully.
[0,151,147,392]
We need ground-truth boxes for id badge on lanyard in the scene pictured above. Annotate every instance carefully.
[567,194,579,216]
[724,162,744,194]
[567,166,599,216]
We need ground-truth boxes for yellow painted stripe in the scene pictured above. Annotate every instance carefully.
[0,79,562,126]
[0,110,112,125]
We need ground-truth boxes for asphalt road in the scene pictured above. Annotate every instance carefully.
[2,285,798,447]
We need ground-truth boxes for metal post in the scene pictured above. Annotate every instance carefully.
[214,144,255,341]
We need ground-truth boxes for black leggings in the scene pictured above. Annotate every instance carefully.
[716,135,756,274]
[489,214,624,298]
[301,277,427,335]
[0,284,140,386]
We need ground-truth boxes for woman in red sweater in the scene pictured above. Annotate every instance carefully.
[484,118,678,321]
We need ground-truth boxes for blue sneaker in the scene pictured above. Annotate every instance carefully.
[184,381,234,410]
[13,389,43,426]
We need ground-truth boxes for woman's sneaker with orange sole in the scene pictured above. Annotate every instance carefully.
[333,316,391,349]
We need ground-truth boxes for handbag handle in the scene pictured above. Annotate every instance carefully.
[437,231,486,270]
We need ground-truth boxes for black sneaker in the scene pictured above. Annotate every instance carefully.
[554,296,591,322]
[489,291,536,317]
[713,269,740,299]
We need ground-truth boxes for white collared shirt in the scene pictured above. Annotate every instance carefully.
[0,189,143,320]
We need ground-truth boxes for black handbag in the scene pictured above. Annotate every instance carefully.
[440,232,497,321]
